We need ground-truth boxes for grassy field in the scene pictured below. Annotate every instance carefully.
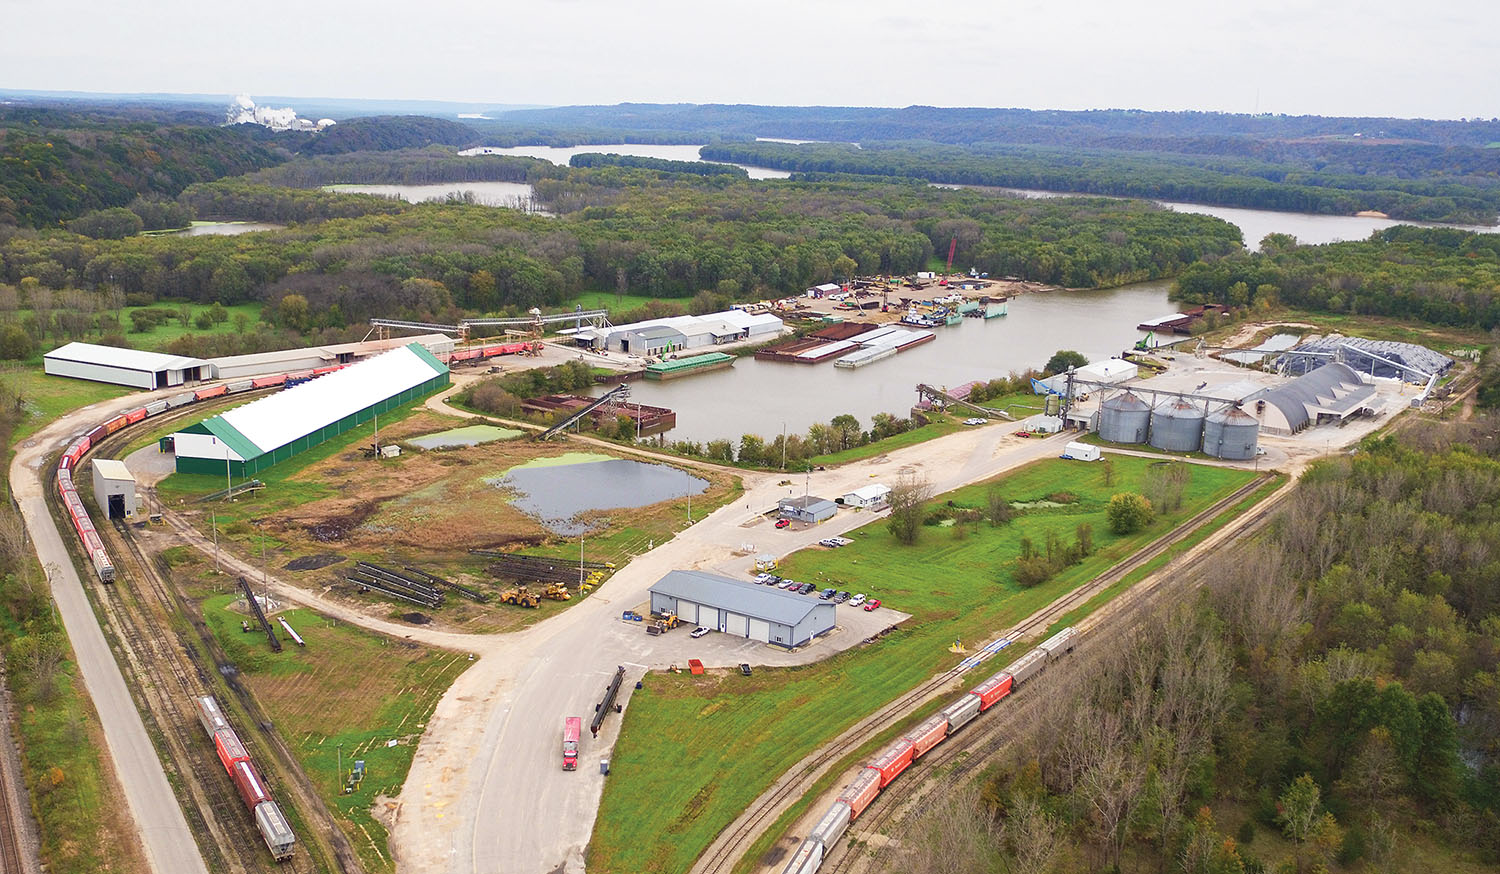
[0,367,130,443]
[189,573,471,874]
[564,291,671,314]
[588,456,1257,874]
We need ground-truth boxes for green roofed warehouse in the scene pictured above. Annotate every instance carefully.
[171,343,449,476]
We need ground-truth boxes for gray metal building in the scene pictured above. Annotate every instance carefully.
[90,458,138,520]
[610,325,687,355]
[779,495,838,523]
[648,570,836,648]
[44,342,207,389]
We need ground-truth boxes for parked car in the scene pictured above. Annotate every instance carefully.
[775,519,791,529]
[835,591,850,603]
[849,594,866,607]
[819,587,836,599]
[964,417,987,426]
[799,583,816,594]
[777,579,795,589]
[739,663,752,676]
[863,598,882,611]
[690,626,709,638]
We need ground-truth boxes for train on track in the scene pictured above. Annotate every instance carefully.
[194,695,296,860]
[52,341,535,583]
[781,626,1078,874]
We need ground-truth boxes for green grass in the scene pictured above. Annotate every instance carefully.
[196,591,470,874]
[976,390,1049,418]
[564,290,670,314]
[118,303,263,349]
[1074,431,1221,461]
[589,456,1256,874]
[1,367,131,443]
[807,417,967,467]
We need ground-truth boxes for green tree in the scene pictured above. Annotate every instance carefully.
[278,294,310,331]
[0,323,34,359]
[1042,349,1088,376]
[1107,492,1154,534]
[887,473,930,545]
[66,207,144,239]
[208,302,229,324]
[830,414,861,450]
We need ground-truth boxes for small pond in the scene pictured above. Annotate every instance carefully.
[407,424,521,450]
[491,455,709,535]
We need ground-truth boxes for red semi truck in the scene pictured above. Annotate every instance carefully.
[563,717,581,770]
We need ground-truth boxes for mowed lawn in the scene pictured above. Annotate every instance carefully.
[199,589,471,874]
[589,456,1256,874]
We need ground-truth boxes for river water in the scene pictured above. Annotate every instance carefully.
[459,144,791,180]
[600,281,1173,444]
[324,181,544,211]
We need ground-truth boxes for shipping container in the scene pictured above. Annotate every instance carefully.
[1007,649,1049,686]
[253,800,296,860]
[940,694,982,733]
[970,672,1014,711]
[231,760,271,810]
[809,800,851,849]
[196,695,231,737]
[781,838,822,874]
[903,714,949,759]
[838,768,883,819]
[214,728,250,773]
[869,738,915,787]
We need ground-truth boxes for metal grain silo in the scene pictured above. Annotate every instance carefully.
[1098,392,1151,444]
[1202,405,1259,460]
[1149,398,1205,452]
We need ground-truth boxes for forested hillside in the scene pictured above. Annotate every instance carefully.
[904,424,1500,873]
[0,169,1242,351]
[699,142,1500,224]
[1173,227,1500,329]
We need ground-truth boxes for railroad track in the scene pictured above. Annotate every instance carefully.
[696,473,1275,874]
[822,478,1294,874]
[0,714,28,874]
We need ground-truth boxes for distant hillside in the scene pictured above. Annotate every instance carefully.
[492,103,1500,148]
[292,115,482,155]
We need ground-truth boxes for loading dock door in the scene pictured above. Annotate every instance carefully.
[725,612,749,637]
[676,601,698,624]
[107,494,125,520]
[748,617,770,642]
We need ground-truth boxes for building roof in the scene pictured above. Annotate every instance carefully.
[183,344,447,459]
[650,570,831,626]
[45,341,206,373]
[779,495,837,511]
[1250,362,1371,432]
[624,325,687,341]
[1076,358,1138,382]
[1279,335,1454,381]
[844,484,891,501]
[91,458,134,482]
[206,333,456,371]
[719,310,783,330]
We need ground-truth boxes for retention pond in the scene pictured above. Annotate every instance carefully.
[492,455,709,535]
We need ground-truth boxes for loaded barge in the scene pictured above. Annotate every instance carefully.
[644,351,734,380]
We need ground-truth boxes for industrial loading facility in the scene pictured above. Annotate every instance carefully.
[171,343,449,476]
[648,570,836,647]
[44,342,208,389]
[1247,362,1374,435]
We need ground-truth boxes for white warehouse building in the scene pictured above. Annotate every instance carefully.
[568,309,784,353]
[45,342,208,390]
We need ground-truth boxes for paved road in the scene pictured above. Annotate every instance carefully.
[10,392,209,874]
[390,425,1072,874]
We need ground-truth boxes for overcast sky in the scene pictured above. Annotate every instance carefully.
[2,0,1496,119]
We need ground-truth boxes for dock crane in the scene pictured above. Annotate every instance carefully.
[940,234,958,286]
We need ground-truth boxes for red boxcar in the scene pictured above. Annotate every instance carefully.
[86,425,107,445]
[214,728,250,773]
[125,407,148,424]
[230,760,271,809]
[970,671,1013,711]
[868,738,915,788]
[103,415,129,434]
[903,714,949,760]
[838,768,883,820]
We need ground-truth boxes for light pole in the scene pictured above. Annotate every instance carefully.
[579,536,585,589]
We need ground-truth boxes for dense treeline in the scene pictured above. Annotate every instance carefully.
[288,115,480,155]
[491,103,1500,149]
[0,171,1241,337]
[700,142,1500,224]
[0,110,288,228]
[568,153,747,177]
[904,426,1500,873]
[241,147,550,188]
[1174,226,1500,329]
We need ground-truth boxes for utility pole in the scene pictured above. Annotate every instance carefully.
[781,422,787,471]
[579,537,585,589]
[212,514,220,574]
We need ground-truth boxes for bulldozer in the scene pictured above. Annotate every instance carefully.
[499,586,541,608]
[542,583,572,601]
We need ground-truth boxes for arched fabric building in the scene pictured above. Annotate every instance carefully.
[1249,362,1373,435]
[172,343,449,476]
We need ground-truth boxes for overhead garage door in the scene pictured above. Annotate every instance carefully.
[676,600,698,624]
[725,612,749,636]
[698,606,720,629]
[748,617,771,642]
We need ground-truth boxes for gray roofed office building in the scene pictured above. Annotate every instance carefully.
[649,570,835,648]
[1249,361,1374,435]
[778,495,839,523]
